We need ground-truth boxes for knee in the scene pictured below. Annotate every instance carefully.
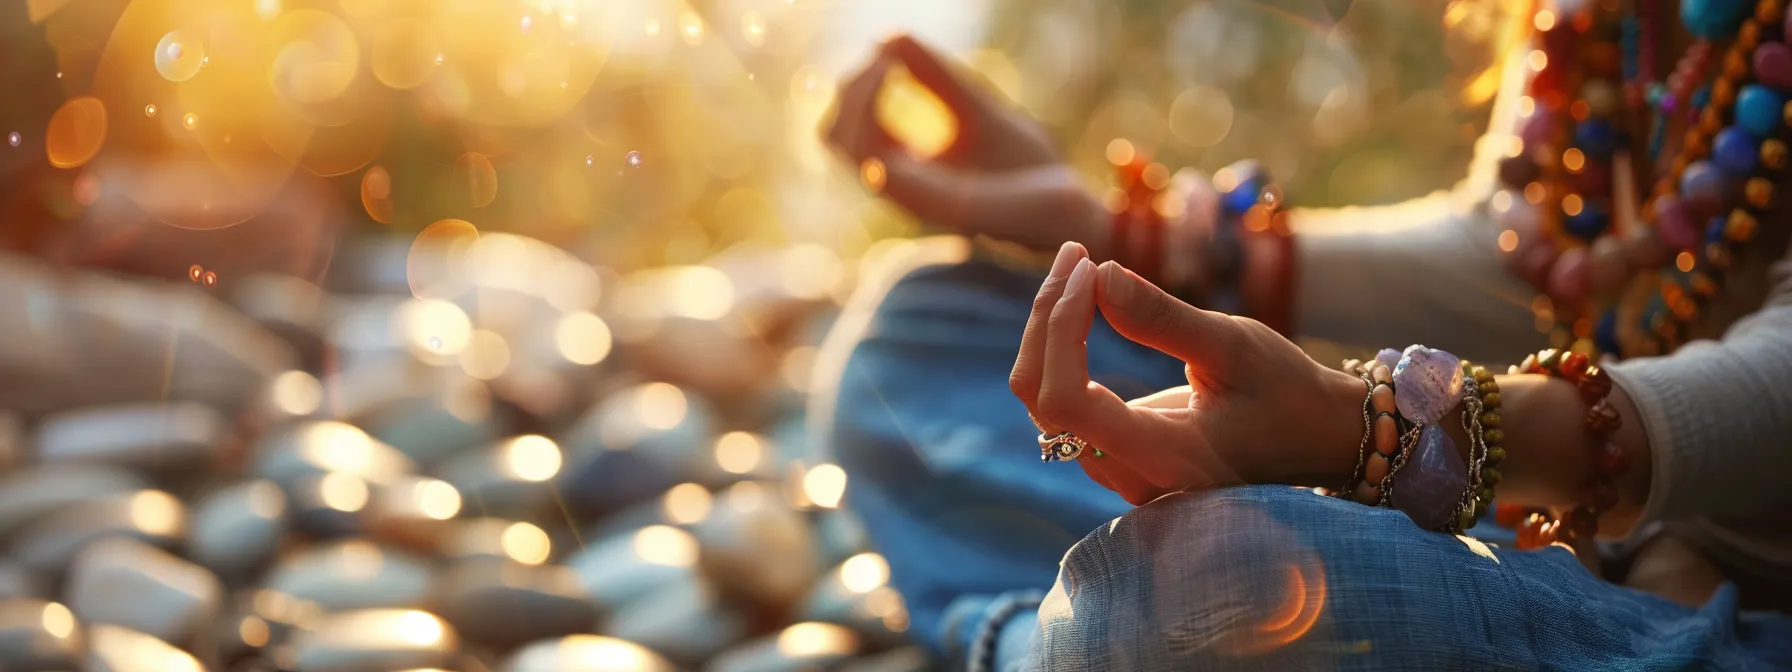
[1041,489,1353,668]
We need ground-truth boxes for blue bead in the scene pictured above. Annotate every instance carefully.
[1735,85,1787,137]
[1706,216,1729,244]
[1693,86,1711,109]
[1220,178,1261,215]
[1574,120,1620,159]
[1566,204,1611,240]
[1712,127,1760,174]
[1595,309,1620,355]
[1679,160,1728,205]
[1681,0,1752,39]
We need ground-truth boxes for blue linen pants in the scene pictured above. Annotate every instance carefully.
[817,240,1792,670]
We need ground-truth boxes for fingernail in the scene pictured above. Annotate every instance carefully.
[1101,261,1136,307]
[1048,243,1080,280]
[1066,258,1094,295]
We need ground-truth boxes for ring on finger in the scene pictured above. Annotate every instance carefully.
[1037,430,1100,462]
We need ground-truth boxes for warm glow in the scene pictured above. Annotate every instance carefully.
[1563,148,1585,172]
[1491,190,1513,213]
[802,463,848,509]
[664,266,735,320]
[781,244,844,300]
[271,370,323,416]
[90,625,203,672]
[555,312,613,365]
[41,602,74,639]
[1105,138,1136,166]
[776,622,859,658]
[1562,194,1584,216]
[415,479,462,520]
[1527,50,1548,72]
[1498,229,1519,253]
[239,616,271,647]
[319,471,370,512]
[500,521,552,565]
[876,63,957,158]
[636,383,688,430]
[839,553,891,593]
[1524,182,1546,204]
[714,431,765,474]
[503,434,562,482]
[662,483,712,524]
[458,330,511,380]
[400,299,474,357]
[1517,96,1535,117]
[1502,136,1523,158]
[1534,10,1555,30]
[859,157,886,193]
[865,586,904,618]
[547,636,661,669]
[1676,251,1696,272]
[724,480,766,512]
[302,422,376,474]
[128,490,182,536]
[632,525,699,567]
[781,346,819,391]
[396,610,447,646]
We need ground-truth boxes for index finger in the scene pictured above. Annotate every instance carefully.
[1009,242,1087,418]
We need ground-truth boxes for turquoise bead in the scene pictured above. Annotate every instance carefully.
[1736,85,1786,137]
[1681,0,1751,39]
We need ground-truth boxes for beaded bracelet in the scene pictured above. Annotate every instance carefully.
[1457,361,1505,528]
[1504,348,1628,550]
[1108,149,1168,288]
[1331,359,1410,507]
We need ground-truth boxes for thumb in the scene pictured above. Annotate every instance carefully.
[1094,260,1239,370]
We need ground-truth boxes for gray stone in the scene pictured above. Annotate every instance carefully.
[811,509,870,569]
[799,554,910,648]
[67,537,221,648]
[8,489,186,574]
[33,402,225,474]
[0,465,147,538]
[838,647,929,672]
[428,559,598,649]
[691,482,817,610]
[554,384,716,517]
[440,518,554,565]
[265,541,433,612]
[564,526,701,609]
[285,474,372,539]
[363,476,461,553]
[86,624,207,672]
[433,435,563,519]
[190,481,288,578]
[286,609,458,672]
[703,622,861,672]
[252,421,415,490]
[500,635,675,672]
[0,563,42,601]
[604,576,746,664]
[214,589,325,665]
[0,599,85,671]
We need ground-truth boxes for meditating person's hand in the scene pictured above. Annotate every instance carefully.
[1011,242,1364,505]
[821,35,1113,260]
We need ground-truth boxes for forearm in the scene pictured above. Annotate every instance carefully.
[1281,198,1546,364]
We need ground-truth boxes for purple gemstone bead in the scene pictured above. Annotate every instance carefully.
[1392,345,1464,424]
[1655,194,1701,250]
[1391,424,1468,531]
[1374,348,1401,371]
[1678,160,1727,211]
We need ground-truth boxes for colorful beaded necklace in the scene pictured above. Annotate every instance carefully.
[1496,0,1790,359]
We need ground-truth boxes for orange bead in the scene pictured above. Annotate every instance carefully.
[1371,384,1396,414]
[1760,0,1784,26]
[1353,480,1380,506]
[1373,413,1398,456]
[1365,452,1390,485]
[1371,364,1393,386]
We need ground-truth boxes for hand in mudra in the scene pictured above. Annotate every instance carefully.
[1010,243,1363,505]
[820,35,1111,259]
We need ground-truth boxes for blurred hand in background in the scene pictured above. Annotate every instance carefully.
[822,35,1113,261]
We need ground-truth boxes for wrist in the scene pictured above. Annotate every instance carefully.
[1251,365,1367,488]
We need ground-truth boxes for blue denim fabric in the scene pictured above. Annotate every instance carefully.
[824,252,1792,670]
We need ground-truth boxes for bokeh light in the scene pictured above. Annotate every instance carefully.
[45,96,107,169]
